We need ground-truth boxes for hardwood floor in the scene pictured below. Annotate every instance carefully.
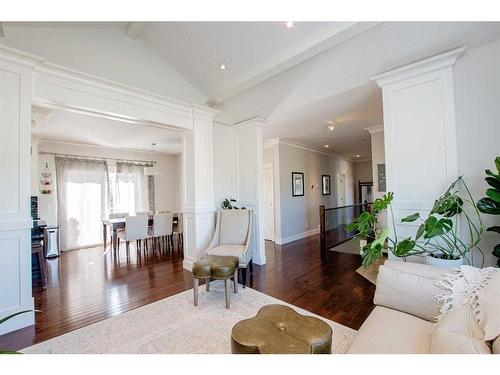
[0,235,375,351]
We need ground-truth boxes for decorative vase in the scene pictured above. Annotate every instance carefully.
[425,255,464,269]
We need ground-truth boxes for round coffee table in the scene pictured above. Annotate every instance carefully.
[231,304,333,354]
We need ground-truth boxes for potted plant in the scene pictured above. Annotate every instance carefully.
[347,176,484,268]
[477,157,500,267]
[221,198,245,210]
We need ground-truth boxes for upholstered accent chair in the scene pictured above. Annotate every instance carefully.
[205,209,253,287]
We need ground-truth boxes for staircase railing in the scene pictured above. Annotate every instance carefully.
[319,202,372,257]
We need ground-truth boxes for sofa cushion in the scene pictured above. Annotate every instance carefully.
[219,210,250,245]
[346,306,433,354]
[206,244,246,263]
[477,271,500,341]
[430,305,491,354]
[374,261,446,321]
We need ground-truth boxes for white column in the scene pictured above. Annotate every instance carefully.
[181,104,217,271]
[371,47,464,244]
[234,118,266,265]
[0,55,36,334]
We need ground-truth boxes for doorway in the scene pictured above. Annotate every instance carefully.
[262,163,275,241]
[358,181,374,204]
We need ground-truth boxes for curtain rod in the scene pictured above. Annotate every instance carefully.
[38,151,156,165]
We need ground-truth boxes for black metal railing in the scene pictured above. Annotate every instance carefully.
[319,202,372,257]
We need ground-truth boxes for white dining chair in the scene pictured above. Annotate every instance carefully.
[173,212,183,251]
[117,215,149,254]
[149,213,173,253]
[109,212,129,219]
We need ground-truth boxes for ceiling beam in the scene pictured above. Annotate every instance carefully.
[126,22,146,39]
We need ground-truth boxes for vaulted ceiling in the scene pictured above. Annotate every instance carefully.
[3,21,500,158]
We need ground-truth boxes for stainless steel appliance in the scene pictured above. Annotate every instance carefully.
[44,226,60,258]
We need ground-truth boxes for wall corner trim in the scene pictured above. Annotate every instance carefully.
[365,125,384,134]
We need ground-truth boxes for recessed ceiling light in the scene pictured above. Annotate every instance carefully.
[324,145,329,148]
[286,21,294,29]
[219,63,227,71]
[327,121,335,131]
[356,154,360,158]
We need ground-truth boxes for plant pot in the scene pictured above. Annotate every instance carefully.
[425,255,464,269]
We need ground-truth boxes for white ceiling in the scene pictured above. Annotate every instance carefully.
[32,110,183,155]
[266,83,382,161]
[6,21,500,160]
[138,22,375,103]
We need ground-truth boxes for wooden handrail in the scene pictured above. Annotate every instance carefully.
[323,202,372,212]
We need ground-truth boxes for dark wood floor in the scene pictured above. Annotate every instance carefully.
[0,235,375,351]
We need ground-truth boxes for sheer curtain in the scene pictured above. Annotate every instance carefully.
[56,157,109,251]
[115,162,151,214]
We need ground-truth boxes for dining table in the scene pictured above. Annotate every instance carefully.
[102,213,179,252]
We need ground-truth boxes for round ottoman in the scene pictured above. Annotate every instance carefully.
[192,255,239,308]
[231,304,332,354]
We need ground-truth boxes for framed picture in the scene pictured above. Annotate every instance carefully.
[377,163,386,192]
[291,172,304,197]
[322,175,331,195]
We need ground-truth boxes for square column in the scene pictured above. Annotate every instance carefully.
[371,47,464,244]
[234,118,266,265]
[181,105,217,270]
[0,55,37,334]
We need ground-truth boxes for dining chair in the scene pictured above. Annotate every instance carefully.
[117,215,149,255]
[173,212,183,251]
[149,213,173,253]
[109,212,129,219]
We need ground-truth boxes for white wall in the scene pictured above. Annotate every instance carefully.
[454,39,500,267]
[353,160,373,203]
[213,123,237,208]
[277,142,354,244]
[1,25,205,105]
[35,140,181,228]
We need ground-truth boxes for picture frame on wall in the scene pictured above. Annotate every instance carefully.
[291,172,304,197]
[322,175,331,195]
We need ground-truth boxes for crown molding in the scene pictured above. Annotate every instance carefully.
[365,125,384,134]
[0,43,44,68]
[233,117,267,129]
[276,139,354,162]
[371,47,465,87]
[191,103,219,118]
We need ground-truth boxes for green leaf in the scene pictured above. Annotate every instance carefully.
[486,176,500,191]
[401,212,420,223]
[478,197,500,215]
[492,243,500,258]
[415,223,426,240]
[486,169,500,179]
[372,192,393,214]
[430,193,463,217]
[362,243,383,268]
[423,216,453,239]
[487,226,500,234]
[394,238,416,256]
[495,156,500,174]
[486,188,500,203]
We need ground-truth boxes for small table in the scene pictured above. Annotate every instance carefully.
[192,255,239,309]
[102,214,178,252]
[231,304,333,354]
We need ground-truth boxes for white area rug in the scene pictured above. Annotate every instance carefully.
[22,282,356,354]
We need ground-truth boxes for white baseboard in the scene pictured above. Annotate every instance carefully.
[182,259,194,272]
[275,227,320,245]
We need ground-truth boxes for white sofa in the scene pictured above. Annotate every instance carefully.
[347,260,499,354]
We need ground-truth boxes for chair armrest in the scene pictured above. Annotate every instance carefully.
[374,260,450,322]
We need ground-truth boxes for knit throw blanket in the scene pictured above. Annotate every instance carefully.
[435,266,499,322]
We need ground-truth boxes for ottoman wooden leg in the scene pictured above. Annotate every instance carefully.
[233,270,238,293]
[224,278,230,309]
[193,278,199,306]
[206,278,210,291]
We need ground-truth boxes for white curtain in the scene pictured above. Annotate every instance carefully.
[56,157,109,251]
[115,162,150,214]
